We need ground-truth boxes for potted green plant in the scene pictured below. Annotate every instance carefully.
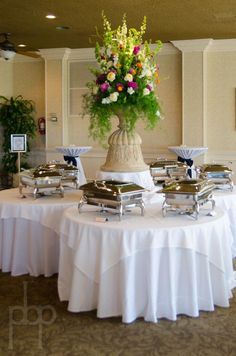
[0,95,37,177]
[83,14,163,172]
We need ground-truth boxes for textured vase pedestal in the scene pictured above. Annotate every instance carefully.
[101,116,148,173]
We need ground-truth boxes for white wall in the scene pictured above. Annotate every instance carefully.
[0,60,13,96]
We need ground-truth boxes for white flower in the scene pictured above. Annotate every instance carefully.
[107,71,116,82]
[145,69,152,78]
[113,55,119,65]
[127,87,135,95]
[109,92,119,102]
[156,110,164,120]
[139,68,152,79]
[143,88,150,96]
[124,73,133,82]
[102,97,111,104]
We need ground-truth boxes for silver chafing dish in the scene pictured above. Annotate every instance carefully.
[158,179,215,219]
[78,180,145,220]
[19,167,64,199]
[198,163,233,191]
[149,159,188,184]
[40,162,79,188]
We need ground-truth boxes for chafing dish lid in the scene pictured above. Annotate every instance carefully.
[80,180,145,195]
[40,163,78,171]
[149,160,187,169]
[20,168,62,178]
[200,164,232,173]
[159,179,215,194]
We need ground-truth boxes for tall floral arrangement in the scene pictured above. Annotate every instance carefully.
[83,14,163,144]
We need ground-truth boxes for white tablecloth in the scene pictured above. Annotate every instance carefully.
[0,188,81,276]
[96,170,155,190]
[168,146,208,159]
[58,204,236,323]
[56,146,92,186]
[168,146,208,178]
[214,188,236,257]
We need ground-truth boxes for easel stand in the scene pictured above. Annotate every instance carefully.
[17,152,26,198]
[17,151,21,188]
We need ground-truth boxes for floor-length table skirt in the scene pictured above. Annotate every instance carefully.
[214,188,236,256]
[58,205,236,323]
[0,188,81,276]
[0,218,59,276]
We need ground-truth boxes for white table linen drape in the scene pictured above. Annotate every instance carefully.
[0,188,81,276]
[214,188,236,256]
[168,146,208,159]
[58,204,236,323]
[56,146,92,186]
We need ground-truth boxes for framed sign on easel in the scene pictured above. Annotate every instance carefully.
[10,134,27,187]
[11,134,27,153]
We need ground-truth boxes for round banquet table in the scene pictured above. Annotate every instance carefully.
[168,146,208,178]
[58,203,236,323]
[213,187,236,257]
[0,188,81,276]
[168,146,208,160]
[56,146,92,186]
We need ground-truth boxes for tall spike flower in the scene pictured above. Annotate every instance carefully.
[83,14,163,144]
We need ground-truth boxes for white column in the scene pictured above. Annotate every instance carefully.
[171,39,213,148]
[39,48,71,161]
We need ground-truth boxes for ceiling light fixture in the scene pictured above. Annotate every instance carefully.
[18,44,26,48]
[0,33,16,60]
[46,14,56,19]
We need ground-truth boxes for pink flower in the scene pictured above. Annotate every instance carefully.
[133,46,140,55]
[100,82,109,92]
[127,81,138,90]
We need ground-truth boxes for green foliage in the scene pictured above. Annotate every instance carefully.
[83,14,163,145]
[0,95,37,173]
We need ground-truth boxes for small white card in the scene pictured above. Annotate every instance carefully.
[95,216,109,222]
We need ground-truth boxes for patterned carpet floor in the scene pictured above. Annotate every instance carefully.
[0,271,236,356]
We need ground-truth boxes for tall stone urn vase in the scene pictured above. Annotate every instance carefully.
[101,113,149,172]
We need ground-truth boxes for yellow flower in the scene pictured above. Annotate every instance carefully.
[107,71,116,82]
[124,73,133,82]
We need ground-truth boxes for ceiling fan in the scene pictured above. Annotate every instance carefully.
[0,32,40,60]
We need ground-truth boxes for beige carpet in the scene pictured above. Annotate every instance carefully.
[0,270,236,356]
